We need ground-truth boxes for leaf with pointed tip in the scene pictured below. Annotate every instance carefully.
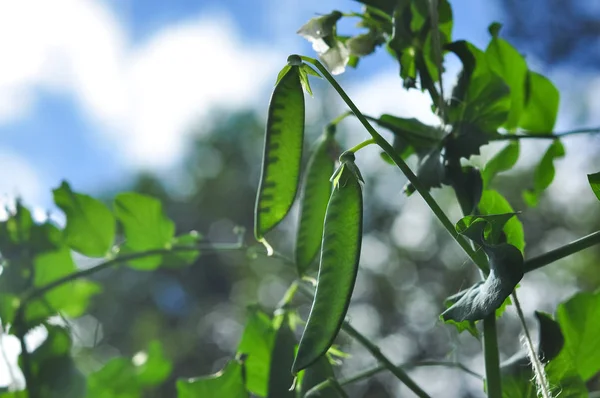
[177,360,249,398]
[482,141,520,189]
[442,216,523,322]
[114,192,175,269]
[237,308,276,396]
[478,190,525,253]
[523,139,565,207]
[485,37,528,130]
[554,290,600,381]
[446,123,490,160]
[588,171,600,201]
[519,71,560,132]
[53,181,115,257]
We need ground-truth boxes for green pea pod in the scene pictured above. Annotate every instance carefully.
[292,162,363,374]
[295,126,338,276]
[255,59,305,251]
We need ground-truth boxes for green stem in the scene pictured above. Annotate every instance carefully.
[21,243,242,303]
[524,230,600,273]
[512,292,550,398]
[305,360,482,396]
[342,322,431,398]
[300,56,487,273]
[330,110,353,126]
[327,378,350,397]
[482,314,502,398]
[347,138,376,154]
[490,127,600,140]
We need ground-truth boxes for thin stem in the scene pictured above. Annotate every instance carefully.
[300,56,488,273]
[512,292,550,398]
[490,127,600,141]
[342,322,431,398]
[305,360,482,396]
[524,230,600,273]
[21,243,242,303]
[327,378,350,397]
[347,138,376,154]
[330,110,353,126]
[482,315,502,398]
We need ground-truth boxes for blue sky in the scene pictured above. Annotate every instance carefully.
[0,0,596,214]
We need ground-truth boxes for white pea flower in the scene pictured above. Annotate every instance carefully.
[319,41,350,75]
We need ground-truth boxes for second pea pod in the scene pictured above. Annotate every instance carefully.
[292,154,364,373]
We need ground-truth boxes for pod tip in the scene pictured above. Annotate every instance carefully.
[259,238,274,256]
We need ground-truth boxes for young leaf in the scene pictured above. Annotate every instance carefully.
[479,189,525,253]
[523,139,565,207]
[177,359,249,398]
[485,36,528,130]
[375,115,444,149]
[237,309,276,396]
[555,290,600,381]
[442,216,523,322]
[26,245,101,324]
[296,130,338,276]
[588,171,600,201]
[519,71,560,132]
[53,181,115,257]
[114,192,175,269]
[482,141,520,189]
[255,63,305,247]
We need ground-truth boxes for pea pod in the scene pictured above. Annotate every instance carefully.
[292,159,363,373]
[255,57,305,249]
[295,125,338,276]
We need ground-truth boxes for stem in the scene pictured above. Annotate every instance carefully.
[21,243,242,303]
[327,378,350,397]
[342,322,431,398]
[490,127,600,141]
[347,138,376,154]
[524,230,600,273]
[512,292,550,398]
[482,315,502,398]
[300,56,487,273]
[330,110,353,126]
[305,360,482,396]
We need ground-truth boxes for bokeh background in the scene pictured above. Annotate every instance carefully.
[1,0,599,397]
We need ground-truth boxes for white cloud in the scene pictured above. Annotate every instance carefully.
[0,0,283,169]
[0,151,43,206]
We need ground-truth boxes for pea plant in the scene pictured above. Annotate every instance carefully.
[1,0,600,397]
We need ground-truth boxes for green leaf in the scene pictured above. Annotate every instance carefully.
[237,308,276,396]
[523,139,565,207]
[267,315,296,398]
[555,290,600,381]
[535,311,564,362]
[478,190,525,253]
[485,37,528,130]
[411,147,445,193]
[375,115,444,150]
[0,294,19,326]
[29,325,87,398]
[53,181,115,257]
[177,359,249,398]
[482,141,520,189]
[296,131,337,276]
[114,192,175,269]
[588,171,600,201]
[88,340,172,397]
[255,64,305,245]
[161,232,202,269]
[457,72,511,132]
[298,355,337,397]
[26,246,101,324]
[442,216,523,322]
[446,123,490,160]
[519,71,560,132]
[448,166,483,216]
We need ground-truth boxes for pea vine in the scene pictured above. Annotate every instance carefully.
[1,1,600,397]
